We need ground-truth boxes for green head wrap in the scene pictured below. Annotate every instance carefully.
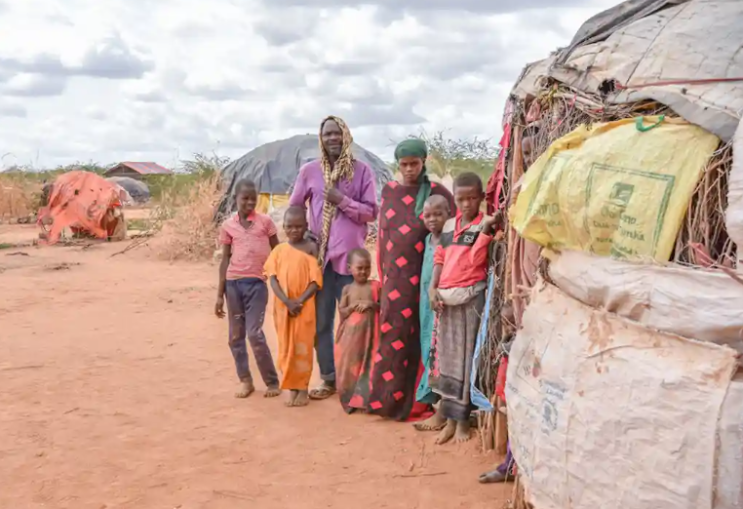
[394,138,431,217]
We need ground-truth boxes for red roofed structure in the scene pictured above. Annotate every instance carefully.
[105,162,173,179]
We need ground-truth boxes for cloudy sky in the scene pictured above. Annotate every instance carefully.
[0,0,621,169]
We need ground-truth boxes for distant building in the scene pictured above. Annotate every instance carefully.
[104,162,172,180]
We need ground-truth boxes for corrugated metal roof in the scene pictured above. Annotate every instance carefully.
[108,162,172,175]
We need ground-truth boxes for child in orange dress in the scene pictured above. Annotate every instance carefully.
[264,206,323,407]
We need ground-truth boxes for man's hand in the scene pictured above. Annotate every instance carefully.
[324,187,344,205]
[287,299,303,317]
[215,296,225,318]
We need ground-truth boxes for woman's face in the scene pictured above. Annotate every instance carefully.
[398,156,424,184]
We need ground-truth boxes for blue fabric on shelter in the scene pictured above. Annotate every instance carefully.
[469,270,495,412]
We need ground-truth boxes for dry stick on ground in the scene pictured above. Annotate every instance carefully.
[212,489,254,501]
[1,364,44,372]
[110,236,152,257]
[109,205,168,257]
[393,472,448,479]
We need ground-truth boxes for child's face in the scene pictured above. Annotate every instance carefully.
[454,185,483,220]
[349,255,371,284]
[423,202,448,234]
[283,214,307,243]
[236,187,257,216]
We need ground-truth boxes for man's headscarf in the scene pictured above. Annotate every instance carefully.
[394,138,431,217]
[318,115,355,267]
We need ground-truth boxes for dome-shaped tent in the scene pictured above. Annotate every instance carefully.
[217,134,392,217]
[106,176,151,203]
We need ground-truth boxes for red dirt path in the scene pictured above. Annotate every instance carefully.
[0,225,509,509]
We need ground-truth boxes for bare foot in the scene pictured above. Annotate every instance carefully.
[413,411,447,432]
[264,386,282,398]
[435,419,457,445]
[293,390,309,407]
[285,390,298,407]
[235,381,255,399]
[454,420,471,443]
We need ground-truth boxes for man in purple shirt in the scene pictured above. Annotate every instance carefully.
[289,116,378,400]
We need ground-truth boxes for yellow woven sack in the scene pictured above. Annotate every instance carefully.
[509,116,719,261]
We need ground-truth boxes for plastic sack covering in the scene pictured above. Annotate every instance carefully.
[38,171,121,244]
[506,282,740,509]
[509,117,719,261]
[511,0,743,143]
[546,250,743,354]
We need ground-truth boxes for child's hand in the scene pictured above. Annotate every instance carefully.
[482,212,504,234]
[429,288,444,312]
[354,301,375,312]
[215,296,225,318]
[287,299,303,316]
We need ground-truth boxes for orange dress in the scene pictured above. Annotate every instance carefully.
[264,244,323,390]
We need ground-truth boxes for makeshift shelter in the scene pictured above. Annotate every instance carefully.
[476,1,743,508]
[105,162,172,179]
[109,182,134,206]
[216,134,392,217]
[38,171,126,244]
[107,176,151,203]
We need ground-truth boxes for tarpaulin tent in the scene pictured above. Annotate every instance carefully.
[106,176,151,203]
[216,134,392,217]
[38,171,125,244]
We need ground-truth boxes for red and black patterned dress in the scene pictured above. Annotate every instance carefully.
[371,181,455,421]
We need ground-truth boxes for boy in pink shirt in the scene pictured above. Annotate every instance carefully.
[215,179,281,399]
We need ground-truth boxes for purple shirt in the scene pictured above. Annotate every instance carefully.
[289,159,378,275]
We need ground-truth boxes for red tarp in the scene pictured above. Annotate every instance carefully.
[37,171,121,244]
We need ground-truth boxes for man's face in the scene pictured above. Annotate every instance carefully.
[321,120,343,158]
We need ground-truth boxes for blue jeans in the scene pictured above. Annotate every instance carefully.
[225,278,279,387]
[315,265,353,382]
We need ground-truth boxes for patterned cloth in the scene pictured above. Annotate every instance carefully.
[431,291,486,422]
[218,212,277,281]
[372,180,454,421]
[334,280,381,413]
[318,116,355,268]
[416,234,438,404]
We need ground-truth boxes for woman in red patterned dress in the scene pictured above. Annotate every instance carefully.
[370,139,455,421]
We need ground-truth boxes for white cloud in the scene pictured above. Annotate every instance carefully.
[0,0,622,169]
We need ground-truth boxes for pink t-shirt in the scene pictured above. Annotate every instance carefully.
[218,212,277,281]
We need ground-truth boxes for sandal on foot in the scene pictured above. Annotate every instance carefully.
[308,383,336,400]
[478,470,511,484]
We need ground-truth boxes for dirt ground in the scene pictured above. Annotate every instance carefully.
[0,223,510,509]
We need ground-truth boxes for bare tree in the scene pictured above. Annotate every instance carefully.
[402,130,500,181]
